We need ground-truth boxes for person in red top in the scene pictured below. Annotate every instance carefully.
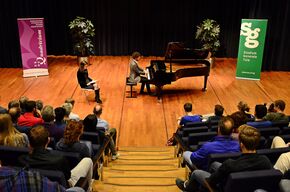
[18,100,44,127]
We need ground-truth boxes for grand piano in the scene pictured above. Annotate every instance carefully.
[146,42,211,99]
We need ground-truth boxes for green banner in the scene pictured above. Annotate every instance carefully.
[236,19,268,80]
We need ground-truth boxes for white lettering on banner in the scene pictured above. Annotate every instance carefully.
[240,22,260,48]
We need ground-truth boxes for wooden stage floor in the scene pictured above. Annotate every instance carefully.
[0,56,289,147]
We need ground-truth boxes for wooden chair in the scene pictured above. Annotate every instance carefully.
[81,88,94,105]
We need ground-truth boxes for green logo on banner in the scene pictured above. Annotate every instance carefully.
[236,19,268,80]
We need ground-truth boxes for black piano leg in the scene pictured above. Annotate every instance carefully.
[202,75,208,91]
[156,85,162,100]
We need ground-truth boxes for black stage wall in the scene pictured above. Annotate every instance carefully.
[0,0,289,70]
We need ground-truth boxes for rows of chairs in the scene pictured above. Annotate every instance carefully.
[0,130,111,190]
[174,120,290,192]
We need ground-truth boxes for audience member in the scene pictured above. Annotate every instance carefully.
[0,166,71,192]
[271,136,290,174]
[77,61,102,103]
[7,99,20,110]
[247,104,272,128]
[62,103,73,122]
[0,105,7,114]
[0,114,29,147]
[178,103,202,128]
[93,104,119,160]
[176,125,272,191]
[35,99,44,117]
[263,100,288,122]
[19,96,29,113]
[207,104,224,122]
[56,121,92,158]
[8,107,21,127]
[19,126,93,188]
[267,103,276,113]
[41,105,62,141]
[237,101,254,119]
[52,107,66,141]
[182,117,240,170]
[230,111,248,134]
[65,98,80,121]
[83,113,119,159]
[18,100,44,127]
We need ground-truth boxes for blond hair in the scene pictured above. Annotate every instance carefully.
[0,114,27,147]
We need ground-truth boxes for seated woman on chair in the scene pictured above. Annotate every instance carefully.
[77,61,102,103]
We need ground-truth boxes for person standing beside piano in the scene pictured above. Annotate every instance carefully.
[128,51,152,94]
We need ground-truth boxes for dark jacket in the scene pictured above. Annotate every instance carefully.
[18,148,71,180]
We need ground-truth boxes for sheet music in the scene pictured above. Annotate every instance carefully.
[145,68,151,80]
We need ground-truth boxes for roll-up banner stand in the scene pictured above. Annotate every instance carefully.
[236,19,268,80]
[17,18,48,77]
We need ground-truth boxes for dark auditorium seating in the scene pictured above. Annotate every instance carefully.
[0,145,29,166]
[184,121,208,128]
[257,147,290,164]
[258,127,280,138]
[207,152,242,171]
[81,131,101,144]
[185,132,217,147]
[178,126,208,137]
[222,169,282,192]
[271,120,289,129]
[50,150,82,170]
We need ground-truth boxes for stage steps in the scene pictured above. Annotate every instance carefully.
[92,146,185,192]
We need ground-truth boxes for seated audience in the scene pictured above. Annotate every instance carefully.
[41,105,61,141]
[178,103,202,128]
[8,99,20,110]
[237,101,254,119]
[8,107,21,127]
[52,107,66,141]
[263,99,288,122]
[35,99,43,118]
[182,117,240,170]
[0,105,7,114]
[19,96,29,114]
[207,104,224,122]
[247,104,272,128]
[230,110,248,137]
[0,165,68,192]
[176,125,272,191]
[271,136,290,174]
[19,126,93,188]
[271,136,290,149]
[83,114,119,159]
[62,103,73,122]
[18,100,44,127]
[56,121,92,158]
[65,98,80,121]
[93,104,119,159]
[0,113,29,147]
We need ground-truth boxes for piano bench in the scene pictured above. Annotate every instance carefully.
[126,77,137,98]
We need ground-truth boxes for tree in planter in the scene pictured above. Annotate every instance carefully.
[68,16,95,64]
[195,19,220,57]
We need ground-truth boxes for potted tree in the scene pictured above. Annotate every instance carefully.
[68,16,95,65]
[195,19,220,67]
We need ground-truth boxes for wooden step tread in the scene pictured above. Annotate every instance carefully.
[102,177,177,186]
[119,151,174,156]
[92,183,181,192]
[104,169,185,178]
[107,166,178,171]
[119,146,175,153]
[117,156,175,160]
[111,159,178,165]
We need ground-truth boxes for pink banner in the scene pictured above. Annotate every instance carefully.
[17,18,48,77]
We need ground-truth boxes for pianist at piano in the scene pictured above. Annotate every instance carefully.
[128,51,152,94]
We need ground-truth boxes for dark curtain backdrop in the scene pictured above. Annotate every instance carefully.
[0,0,289,70]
